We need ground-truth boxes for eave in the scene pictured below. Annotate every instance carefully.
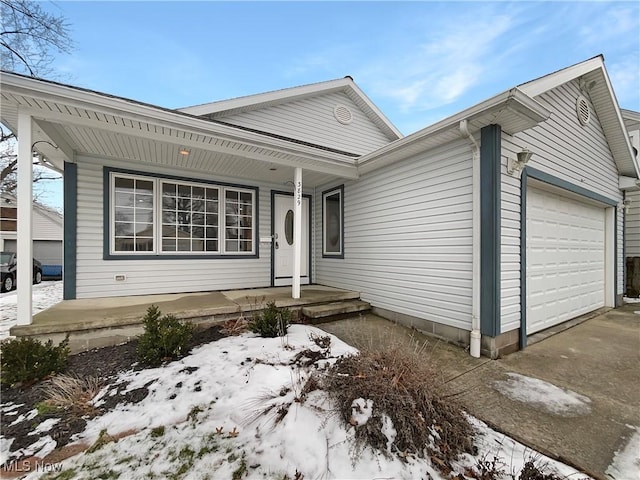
[357,88,551,174]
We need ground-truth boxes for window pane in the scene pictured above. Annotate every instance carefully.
[324,190,342,255]
[162,197,176,210]
[112,176,155,253]
[223,189,254,254]
[161,182,221,253]
[115,177,134,191]
[206,240,218,251]
[178,184,191,198]
[162,238,176,252]
[137,180,153,193]
[225,240,238,252]
[163,183,176,196]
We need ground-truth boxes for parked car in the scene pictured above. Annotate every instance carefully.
[0,252,42,292]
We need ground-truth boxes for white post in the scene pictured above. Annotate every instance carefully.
[292,167,302,299]
[16,112,33,325]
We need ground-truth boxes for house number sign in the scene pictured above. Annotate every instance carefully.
[296,181,302,206]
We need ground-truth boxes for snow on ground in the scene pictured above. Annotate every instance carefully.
[624,296,640,304]
[1,325,590,480]
[0,281,63,339]
[494,373,591,417]
[606,425,640,480]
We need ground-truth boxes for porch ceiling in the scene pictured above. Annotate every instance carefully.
[0,74,359,188]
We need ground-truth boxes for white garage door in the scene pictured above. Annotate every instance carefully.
[527,187,605,334]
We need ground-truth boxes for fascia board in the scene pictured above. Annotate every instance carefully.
[518,56,604,97]
[358,88,550,172]
[178,78,352,115]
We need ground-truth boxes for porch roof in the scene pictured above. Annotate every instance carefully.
[0,71,359,188]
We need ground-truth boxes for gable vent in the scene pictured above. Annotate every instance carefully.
[576,95,591,126]
[334,105,353,125]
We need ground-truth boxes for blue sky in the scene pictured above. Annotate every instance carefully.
[30,1,640,209]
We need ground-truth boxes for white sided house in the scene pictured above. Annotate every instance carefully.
[2,55,638,357]
[621,109,640,296]
[1,193,63,277]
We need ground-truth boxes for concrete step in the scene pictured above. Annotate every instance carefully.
[302,300,371,320]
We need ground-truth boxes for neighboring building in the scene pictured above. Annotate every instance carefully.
[621,109,640,296]
[1,55,638,357]
[0,193,63,278]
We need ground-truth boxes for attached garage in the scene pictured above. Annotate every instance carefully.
[526,181,614,334]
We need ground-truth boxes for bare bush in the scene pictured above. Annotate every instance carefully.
[322,347,475,474]
[40,374,104,415]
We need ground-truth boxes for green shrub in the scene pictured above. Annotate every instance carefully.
[248,301,291,338]
[137,305,194,366]
[0,336,70,385]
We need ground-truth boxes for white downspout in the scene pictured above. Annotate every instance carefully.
[460,119,481,358]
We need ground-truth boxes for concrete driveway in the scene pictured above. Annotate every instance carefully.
[320,303,640,479]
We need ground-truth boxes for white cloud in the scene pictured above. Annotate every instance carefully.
[362,11,515,112]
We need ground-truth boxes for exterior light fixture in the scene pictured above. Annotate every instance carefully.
[179,148,190,156]
[507,148,533,176]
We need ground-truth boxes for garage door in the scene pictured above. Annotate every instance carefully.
[527,187,605,334]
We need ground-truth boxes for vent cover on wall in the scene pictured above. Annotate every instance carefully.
[333,105,353,124]
[576,95,591,126]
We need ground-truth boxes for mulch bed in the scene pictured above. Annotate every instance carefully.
[0,326,228,469]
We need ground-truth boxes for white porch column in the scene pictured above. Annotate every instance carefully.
[16,112,33,325]
[292,167,302,299]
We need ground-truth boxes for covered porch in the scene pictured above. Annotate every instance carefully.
[0,72,379,327]
[9,284,368,353]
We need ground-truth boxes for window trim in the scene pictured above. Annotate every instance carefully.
[322,185,344,258]
[103,167,259,260]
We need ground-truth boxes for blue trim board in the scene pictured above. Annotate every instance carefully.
[321,184,345,259]
[63,162,77,300]
[614,208,618,306]
[526,167,618,206]
[519,169,528,349]
[520,167,620,347]
[270,190,313,286]
[480,124,501,337]
[103,167,259,260]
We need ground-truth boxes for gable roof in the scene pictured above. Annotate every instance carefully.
[359,56,639,178]
[518,55,638,178]
[621,108,640,131]
[178,77,403,142]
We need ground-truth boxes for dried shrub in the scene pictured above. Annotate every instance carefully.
[0,336,70,385]
[221,316,249,336]
[248,301,291,338]
[137,305,194,366]
[517,459,569,480]
[40,374,104,415]
[322,348,475,473]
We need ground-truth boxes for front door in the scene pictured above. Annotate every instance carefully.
[273,193,310,286]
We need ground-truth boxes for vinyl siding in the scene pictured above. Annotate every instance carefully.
[33,209,63,241]
[216,92,392,156]
[315,139,473,330]
[626,190,640,257]
[74,155,299,299]
[500,79,623,333]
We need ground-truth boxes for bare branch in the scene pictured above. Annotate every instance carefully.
[0,0,74,76]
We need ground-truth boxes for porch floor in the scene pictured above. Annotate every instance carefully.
[10,285,360,339]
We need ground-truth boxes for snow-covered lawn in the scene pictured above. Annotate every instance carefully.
[1,325,594,480]
[0,281,63,339]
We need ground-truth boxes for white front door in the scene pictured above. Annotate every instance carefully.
[273,194,310,286]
